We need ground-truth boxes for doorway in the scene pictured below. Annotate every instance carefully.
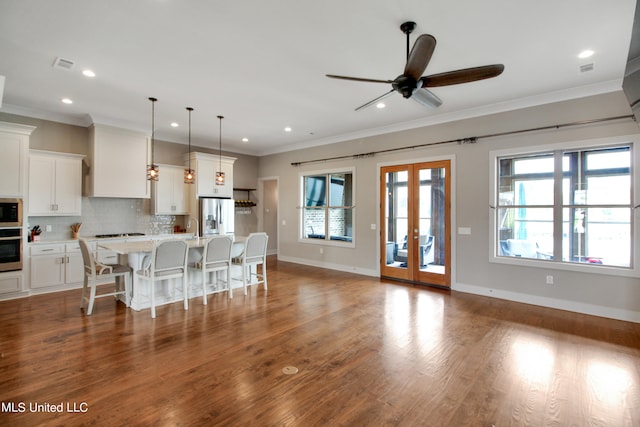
[380,160,451,287]
[258,177,279,256]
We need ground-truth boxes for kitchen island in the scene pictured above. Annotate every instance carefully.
[98,236,246,311]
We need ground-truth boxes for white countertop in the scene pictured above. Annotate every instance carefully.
[97,235,246,255]
[29,233,196,246]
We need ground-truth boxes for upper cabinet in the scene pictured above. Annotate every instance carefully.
[152,164,189,215]
[86,124,150,198]
[28,150,83,216]
[0,122,35,197]
[189,152,236,198]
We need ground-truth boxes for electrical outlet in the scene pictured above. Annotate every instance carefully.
[45,225,52,232]
[319,247,324,254]
[546,275,554,285]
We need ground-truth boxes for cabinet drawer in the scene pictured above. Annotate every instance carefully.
[65,242,81,253]
[30,244,64,256]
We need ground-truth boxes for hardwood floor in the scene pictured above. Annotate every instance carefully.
[1,257,639,426]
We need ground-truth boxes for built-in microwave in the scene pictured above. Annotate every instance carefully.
[0,198,22,227]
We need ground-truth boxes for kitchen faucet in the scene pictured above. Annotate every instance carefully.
[187,218,199,238]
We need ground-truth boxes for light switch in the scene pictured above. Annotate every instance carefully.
[370,224,376,230]
[458,227,471,235]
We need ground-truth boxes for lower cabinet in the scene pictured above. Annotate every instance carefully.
[0,272,22,294]
[30,242,83,289]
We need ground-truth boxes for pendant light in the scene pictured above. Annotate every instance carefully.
[215,115,225,185]
[184,107,195,184]
[146,97,159,181]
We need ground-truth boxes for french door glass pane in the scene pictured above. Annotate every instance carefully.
[419,167,443,272]
[384,171,409,269]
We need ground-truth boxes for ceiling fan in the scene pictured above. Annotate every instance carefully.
[326,21,504,111]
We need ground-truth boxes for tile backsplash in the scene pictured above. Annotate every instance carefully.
[27,197,180,241]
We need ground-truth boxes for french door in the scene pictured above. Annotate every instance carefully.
[380,160,451,287]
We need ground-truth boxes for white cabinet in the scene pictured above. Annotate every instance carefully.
[30,244,65,288]
[30,242,83,289]
[153,164,189,215]
[0,122,34,197]
[0,272,22,294]
[189,152,236,198]
[87,124,150,198]
[28,150,83,216]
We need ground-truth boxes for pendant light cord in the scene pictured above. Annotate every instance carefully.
[149,97,157,165]
[187,107,193,169]
[218,115,224,171]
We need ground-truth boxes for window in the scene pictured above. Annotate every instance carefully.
[491,140,637,273]
[301,169,354,244]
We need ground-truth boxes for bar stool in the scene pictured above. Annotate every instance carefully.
[232,232,269,295]
[135,239,189,318]
[194,235,234,302]
[79,238,132,315]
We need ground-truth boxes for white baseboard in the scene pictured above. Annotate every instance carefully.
[278,255,378,277]
[453,282,640,323]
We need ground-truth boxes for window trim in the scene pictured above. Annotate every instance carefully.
[489,134,639,278]
[299,166,356,248]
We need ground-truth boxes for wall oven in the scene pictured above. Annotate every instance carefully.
[0,228,22,272]
[0,198,23,227]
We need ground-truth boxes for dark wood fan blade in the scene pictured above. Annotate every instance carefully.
[326,74,393,84]
[404,34,436,80]
[355,89,396,111]
[422,64,504,87]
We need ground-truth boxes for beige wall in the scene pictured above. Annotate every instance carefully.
[258,91,640,321]
[0,112,260,238]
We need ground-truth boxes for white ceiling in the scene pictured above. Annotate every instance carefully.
[0,0,635,156]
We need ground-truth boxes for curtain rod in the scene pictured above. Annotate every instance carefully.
[290,114,634,167]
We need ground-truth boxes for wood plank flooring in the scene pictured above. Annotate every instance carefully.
[1,257,639,426]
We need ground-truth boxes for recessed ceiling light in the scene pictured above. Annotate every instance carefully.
[170,122,179,128]
[82,69,96,77]
[578,50,594,59]
[284,127,292,132]
[376,102,386,109]
[61,98,73,104]
[242,137,249,143]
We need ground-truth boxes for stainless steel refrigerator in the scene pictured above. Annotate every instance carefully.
[199,198,235,236]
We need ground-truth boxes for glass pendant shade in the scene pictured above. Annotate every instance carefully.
[147,164,159,181]
[147,97,159,181]
[184,168,195,184]
[216,171,225,185]
[216,115,225,185]
[184,107,195,184]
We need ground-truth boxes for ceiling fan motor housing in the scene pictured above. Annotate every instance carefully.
[393,75,417,98]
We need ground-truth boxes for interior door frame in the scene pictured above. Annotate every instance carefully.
[377,155,455,288]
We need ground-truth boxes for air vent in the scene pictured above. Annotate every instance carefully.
[580,63,595,73]
[52,57,75,70]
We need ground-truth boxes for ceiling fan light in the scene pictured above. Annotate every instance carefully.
[411,87,442,108]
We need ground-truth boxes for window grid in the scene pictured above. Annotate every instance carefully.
[301,171,354,244]
[496,145,632,268]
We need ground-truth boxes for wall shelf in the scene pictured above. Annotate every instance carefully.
[233,188,256,208]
